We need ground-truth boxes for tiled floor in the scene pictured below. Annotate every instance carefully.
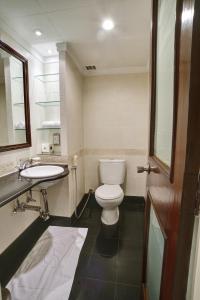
[0,195,144,300]
[69,196,144,300]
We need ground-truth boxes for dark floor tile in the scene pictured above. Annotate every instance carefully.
[74,254,91,279]
[119,225,143,242]
[69,278,115,300]
[75,210,101,227]
[99,222,120,239]
[115,283,141,300]
[50,216,71,227]
[120,197,145,212]
[84,254,117,282]
[87,195,101,209]
[93,237,118,257]
[80,236,96,256]
[119,212,144,241]
[118,239,143,260]
[119,210,140,226]
[116,258,142,285]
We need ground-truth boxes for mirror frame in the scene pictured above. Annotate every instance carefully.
[0,40,31,152]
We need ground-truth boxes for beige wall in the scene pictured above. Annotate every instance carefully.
[58,44,85,217]
[0,40,85,253]
[0,30,44,254]
[83,73,149,196]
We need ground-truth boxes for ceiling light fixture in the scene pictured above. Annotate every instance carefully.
[102,19,114,31]
[35,30,42,36]
[48,49,52,54]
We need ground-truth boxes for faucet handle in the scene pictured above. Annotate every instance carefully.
[16,159,24,171]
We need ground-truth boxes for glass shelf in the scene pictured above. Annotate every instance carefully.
[37,127,61,130]
[35,101,60,106]
[12,76,23,80]
[37,152,61,156]
[13,102,24,106]
[15,128,26,131]
[34,73,59,83]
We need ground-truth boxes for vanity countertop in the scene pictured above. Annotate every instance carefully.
[0,164,69,208]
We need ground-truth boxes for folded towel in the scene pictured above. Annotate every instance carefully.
[41,121,60,128]
[15,120,25,129]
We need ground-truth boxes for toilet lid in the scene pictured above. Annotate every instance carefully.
[95,184,123,200]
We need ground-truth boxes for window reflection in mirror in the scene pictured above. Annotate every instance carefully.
[0,47,26,146]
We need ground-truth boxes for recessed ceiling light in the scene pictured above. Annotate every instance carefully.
[48,49,52,54]
[102,19,115,31]
[35,30,42,36]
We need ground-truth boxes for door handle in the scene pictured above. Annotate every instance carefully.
[137,164,159,174]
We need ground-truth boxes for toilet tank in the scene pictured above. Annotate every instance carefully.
[99,159,126,185]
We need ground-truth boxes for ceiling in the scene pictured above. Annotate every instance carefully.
[0,0,151,75]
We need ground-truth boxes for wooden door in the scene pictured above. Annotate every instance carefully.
[139,0,200,299]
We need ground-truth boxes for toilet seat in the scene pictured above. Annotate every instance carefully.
[95,184,123,200]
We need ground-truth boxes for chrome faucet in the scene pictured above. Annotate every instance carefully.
[17,158,32,171]
[22,159,32,170]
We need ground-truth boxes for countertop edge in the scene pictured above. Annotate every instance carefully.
[0,164,69,208]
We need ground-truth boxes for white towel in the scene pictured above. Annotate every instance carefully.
[7,226,88,300]
[41,121,60,128]
[15,120,25,129]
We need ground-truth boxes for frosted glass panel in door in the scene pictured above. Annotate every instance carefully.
[154,0,177,166]
[146,206,165,300]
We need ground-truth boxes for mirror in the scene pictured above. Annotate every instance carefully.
[0,40,31,152]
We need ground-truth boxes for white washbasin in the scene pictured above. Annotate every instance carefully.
[20,165,64,179]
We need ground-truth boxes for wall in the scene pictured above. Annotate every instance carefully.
[83,73,149,196]
[48,43,85,218]
[0,38,85,254]
[43,45,85,218]
[0,29,45,253]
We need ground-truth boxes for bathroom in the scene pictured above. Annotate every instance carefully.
[0,0,200,300]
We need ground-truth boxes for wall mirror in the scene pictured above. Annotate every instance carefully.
[0,40,31,152]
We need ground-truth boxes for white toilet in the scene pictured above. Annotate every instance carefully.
[95,159,126,225]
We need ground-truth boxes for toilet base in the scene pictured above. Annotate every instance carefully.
[101,206,119,225]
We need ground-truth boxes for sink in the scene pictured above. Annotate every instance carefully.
[20,165,64,188]
[20,165,64,179]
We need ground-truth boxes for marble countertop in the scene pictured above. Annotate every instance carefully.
[0,164,69,208]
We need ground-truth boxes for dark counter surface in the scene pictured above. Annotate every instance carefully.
[0,164,69,208]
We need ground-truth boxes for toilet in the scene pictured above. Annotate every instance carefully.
[95,159,126,225]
